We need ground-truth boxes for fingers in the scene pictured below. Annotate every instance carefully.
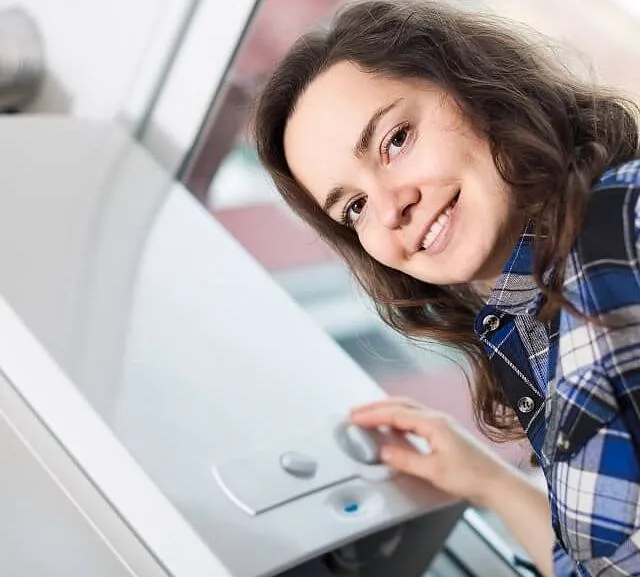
[350,396,424,415]
[380,444,435,480]
[350,405,438,441]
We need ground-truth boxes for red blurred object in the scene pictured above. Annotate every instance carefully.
[213,203,337,271]
[233,0,344,81]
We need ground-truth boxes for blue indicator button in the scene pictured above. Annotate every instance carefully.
[343,501,359,514]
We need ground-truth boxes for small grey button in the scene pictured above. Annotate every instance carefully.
[482,314,500,332]
[518,396,535,414]
[280,452,317,478]
[556,432,570,453]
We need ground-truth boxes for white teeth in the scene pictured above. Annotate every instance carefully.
[422,216,448,249]
[424,228,437,246]
[421,198,457,250]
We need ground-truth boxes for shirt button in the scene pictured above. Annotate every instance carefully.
[517,396,535,414]
[482,314,500,332]
[556,432,570,453]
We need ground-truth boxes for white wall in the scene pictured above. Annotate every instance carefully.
[610,0,640,21]
[1,0,192,127]
[3,0,257,170]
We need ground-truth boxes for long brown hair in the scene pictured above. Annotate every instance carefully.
[254,0,639,441]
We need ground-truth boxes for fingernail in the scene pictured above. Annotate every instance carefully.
[380,447,392,462]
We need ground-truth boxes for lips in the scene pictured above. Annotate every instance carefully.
[417,192,460,253]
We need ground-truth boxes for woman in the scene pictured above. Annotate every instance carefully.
[253,1,640,575]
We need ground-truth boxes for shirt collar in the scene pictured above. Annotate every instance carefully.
[486,225,543,316]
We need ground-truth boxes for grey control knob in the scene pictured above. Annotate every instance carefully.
[337,424,382,465]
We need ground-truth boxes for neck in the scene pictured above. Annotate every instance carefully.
[471,276,500,300]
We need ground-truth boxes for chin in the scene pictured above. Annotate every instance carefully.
[413,270,476,286]
[438,266,485,287]
[446,248,492,284]
[405,252,488,286]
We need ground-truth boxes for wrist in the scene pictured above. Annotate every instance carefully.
[473,460,519,509]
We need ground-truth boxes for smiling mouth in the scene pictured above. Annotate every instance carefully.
[419,192,460,252]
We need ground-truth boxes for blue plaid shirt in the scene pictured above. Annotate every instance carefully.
[475,159,640,576]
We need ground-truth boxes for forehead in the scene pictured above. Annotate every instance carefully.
[289,61,408,133]
[283,62,415,199]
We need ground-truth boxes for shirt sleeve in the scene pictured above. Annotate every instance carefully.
[547,161,640,575]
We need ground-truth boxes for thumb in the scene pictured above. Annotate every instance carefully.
[381,444,436,482]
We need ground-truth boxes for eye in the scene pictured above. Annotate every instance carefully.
[341,196,367,227]
[382,124,412,163]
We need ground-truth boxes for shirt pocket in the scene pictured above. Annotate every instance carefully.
[542,365,640,562]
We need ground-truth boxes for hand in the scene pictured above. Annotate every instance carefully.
[350,396,513,507]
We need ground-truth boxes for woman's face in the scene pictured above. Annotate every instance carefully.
[284,61,522,287]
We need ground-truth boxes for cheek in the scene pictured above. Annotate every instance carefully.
[358,227,404,268]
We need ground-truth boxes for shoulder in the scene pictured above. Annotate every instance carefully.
[593,158,640,191]
[576,159,640,265]
[588,158,640,228]
[561,159,640,316]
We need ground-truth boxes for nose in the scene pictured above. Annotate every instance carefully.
[369,181,420,229]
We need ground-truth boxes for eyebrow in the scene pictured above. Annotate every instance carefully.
[323,98,403,214]
[353,98,403,158]
[323,186,347,214]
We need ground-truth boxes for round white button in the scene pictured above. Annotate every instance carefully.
[518,396,535,414]
[482,314,500,332]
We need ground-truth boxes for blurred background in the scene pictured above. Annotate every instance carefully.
[2,0,639,463]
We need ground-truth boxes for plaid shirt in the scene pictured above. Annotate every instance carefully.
[475,159,640,576]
